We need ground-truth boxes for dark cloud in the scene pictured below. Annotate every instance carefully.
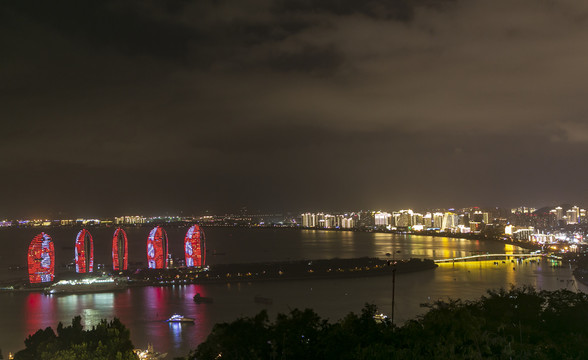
[2,0,198,58]
[2,0,588,217]
[274,0,454,20]
[268,44,344,74]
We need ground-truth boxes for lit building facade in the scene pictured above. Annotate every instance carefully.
[396,210,413,227]
[28,233,55,284]
[112,228,128,271]
[567,209,578,224]
[555,207,564,221]
[341,217,355,229]
[115,216,147,225]
[374,212,392,227]
[412,213,424,226]
[433,213,443,228]
[442,213,459,232]
[75,229,94,273]
[301,213,316,228]
[147,226,168,269]
[185,224,206,268]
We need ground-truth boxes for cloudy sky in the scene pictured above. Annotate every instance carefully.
[3,0,588,217]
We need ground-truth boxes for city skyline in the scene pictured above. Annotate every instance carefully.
[2,202,585,227]
[0,203,585,223]
[4,1,588,218]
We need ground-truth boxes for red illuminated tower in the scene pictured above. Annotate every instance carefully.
[28,233,55,284]
[184,225,206,267]
[147,226,168,269]
[75,229,94,273]
[112,228,128,271]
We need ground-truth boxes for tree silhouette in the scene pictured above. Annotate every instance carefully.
[14,316,137,360]
[188,287,588,360]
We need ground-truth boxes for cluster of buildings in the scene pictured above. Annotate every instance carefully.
[299,205,588,245]
[300,213,356,229]
[4,204,588,246]
[26,224,207,285]
[0,216,183,228]
[301,209,494,233]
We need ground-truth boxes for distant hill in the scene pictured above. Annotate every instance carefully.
[533,204,573,215]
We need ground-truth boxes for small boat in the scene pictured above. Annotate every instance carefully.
[254,296,273,305]
[193,293,213,303]
[166,314,195,323]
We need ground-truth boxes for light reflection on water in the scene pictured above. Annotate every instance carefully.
[1,229,584,358]
[24,292,55,333]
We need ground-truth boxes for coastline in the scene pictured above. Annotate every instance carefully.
[0,228,544,292]
[186,257,437,285]
[1,257,437,292]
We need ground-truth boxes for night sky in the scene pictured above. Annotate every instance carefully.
[3,0,588,218]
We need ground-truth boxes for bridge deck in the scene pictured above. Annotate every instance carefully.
[434,253,559,263]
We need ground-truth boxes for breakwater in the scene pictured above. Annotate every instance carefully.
[128,257,437,286]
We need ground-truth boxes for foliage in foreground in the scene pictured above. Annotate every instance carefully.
[187,287,588,360]
[14,316,138,360]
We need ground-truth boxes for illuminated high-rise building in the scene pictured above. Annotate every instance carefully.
[185,225,206,268]
[567,209,578,224]
[112,228,128,271]
[357,211,375,228]
[374,212,392,227]
[395,210,413,227]
[441,213,459,232]
[147,226,168,269]
[75,229,94,273]
[412,213,423,226]
[433,212,443,228]
[301,213,316,228]
[341,217,355,229]
[423,213,433,227]
[555,206,564,221]
[482,212,490,224]
[28,233,55,284]
[572,206,580,222]
[323,214,336,228]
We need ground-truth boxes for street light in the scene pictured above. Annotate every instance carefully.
[391,250,401,325]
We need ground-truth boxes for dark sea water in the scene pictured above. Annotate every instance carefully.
[0,227,583,358]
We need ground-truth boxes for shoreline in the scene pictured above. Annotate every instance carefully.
[1,257,437,292]
[0,228,544,292]
[184,257,438,285]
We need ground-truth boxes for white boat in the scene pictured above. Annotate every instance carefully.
[44,276,127,295]
[166,314,195,323]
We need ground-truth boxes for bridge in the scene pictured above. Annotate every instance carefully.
[434,253,561,263]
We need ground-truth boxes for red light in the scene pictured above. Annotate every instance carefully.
[75,229,94,273]
[28,233,55,284]
[184,225,206,268]
[147,226,168,269]
[112,228,128,271]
